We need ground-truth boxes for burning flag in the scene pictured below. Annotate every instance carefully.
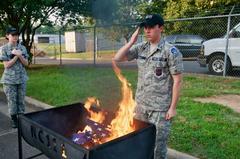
[72,60,136,149]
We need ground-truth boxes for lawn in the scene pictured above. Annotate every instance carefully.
[26,65,122,110]
[36,43,116,60]
[35,43,65,55]
[53,50,116,60]
[0,64,239,159]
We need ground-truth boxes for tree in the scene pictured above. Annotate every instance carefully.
[163,0,240,39]
[164,0,240,19]
[36,25,60,34]
[135,0,240,39]
[137,0,167,16]
[0,0,93,63]
[93,0,143,43]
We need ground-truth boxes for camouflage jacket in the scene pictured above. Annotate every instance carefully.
[127,39,183,111]
[0,43,29,84]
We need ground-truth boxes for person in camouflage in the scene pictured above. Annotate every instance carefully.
[114,14,183,159]
[0,27,29,128]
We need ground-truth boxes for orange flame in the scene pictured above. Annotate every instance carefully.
[108,60,136,139]
[78,61,136,148]
[84,97,105,123]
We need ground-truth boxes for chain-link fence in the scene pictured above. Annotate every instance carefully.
[33,13,240,77]
[164,14,240,77]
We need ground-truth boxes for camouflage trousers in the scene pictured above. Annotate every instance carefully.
[134,106,171,159]
[3,83,26,116]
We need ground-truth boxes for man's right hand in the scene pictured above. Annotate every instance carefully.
[129,27,140,45]
[113,27,140,62]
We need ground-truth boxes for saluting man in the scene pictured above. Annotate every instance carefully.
[113,14,183,159]
[0,27,29,128]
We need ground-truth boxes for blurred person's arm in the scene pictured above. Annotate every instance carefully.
[1,47,19,68]
[12,49,28,66]
[17,54,28,66]
[3,56,18,68]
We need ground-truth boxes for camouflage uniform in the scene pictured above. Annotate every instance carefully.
[127,39,183,159]
[0,42,29,116]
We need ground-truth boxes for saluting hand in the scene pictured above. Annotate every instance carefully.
[129,27,140,45]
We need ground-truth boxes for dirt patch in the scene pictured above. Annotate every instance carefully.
[194,94,240,113]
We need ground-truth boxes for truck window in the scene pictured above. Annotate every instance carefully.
[175,35,190,44]
[165,35,175,44]
[230,25,240,38]
[189,36,204,44]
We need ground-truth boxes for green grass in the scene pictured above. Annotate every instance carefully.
[170,99,240,159]
[35,43,65,55]
[0,64,240,158]
[35,43,116,60]
[26,65,121,110]
[54,50,116,60]
[181,75,240,97]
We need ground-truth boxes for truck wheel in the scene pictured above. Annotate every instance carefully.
[208,55,232,75]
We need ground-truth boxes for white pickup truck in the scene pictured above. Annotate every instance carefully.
[198,22,240,75]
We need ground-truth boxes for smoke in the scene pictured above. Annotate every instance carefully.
[91,0,118,25]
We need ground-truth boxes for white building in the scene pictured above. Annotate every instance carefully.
[34,34,65,44]
[65,31,86,52]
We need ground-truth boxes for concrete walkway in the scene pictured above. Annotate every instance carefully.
[0,91,48,159]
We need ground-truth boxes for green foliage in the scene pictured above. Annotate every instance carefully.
[164,0,240,19]
[135,1,240,39]
[95,0,143,42]
[139,0,240,39]
[164,0,197,19]
[93,0,142,25]
[36,25,60,34]
[137,0,167,16]
[97,25,135,43]
[0,0,92,62]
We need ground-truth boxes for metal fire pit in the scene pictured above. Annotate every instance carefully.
[18,103,156,159]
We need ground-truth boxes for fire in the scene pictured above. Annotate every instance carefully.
[108,61,136,139]
[78,125,92,134]
[75,61,136,148]
[61,144,67,159]
[84,97,105,123]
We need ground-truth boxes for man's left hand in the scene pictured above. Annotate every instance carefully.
[165,108,176,120]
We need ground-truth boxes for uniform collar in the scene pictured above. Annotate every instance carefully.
[7,42,19,49]
[147,38,165,58]
[156,38,165,50]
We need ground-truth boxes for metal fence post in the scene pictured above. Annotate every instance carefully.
[54,40,57,60]
[33,43,36,64]
[96,35,98,59]
[93,25,96,66]
[223,6,235,77]
[59,30,62,66]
